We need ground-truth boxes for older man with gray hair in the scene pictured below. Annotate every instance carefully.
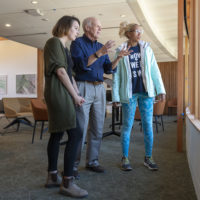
[70,17,131,178]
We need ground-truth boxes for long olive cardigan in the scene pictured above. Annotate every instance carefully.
[44,37,76,133]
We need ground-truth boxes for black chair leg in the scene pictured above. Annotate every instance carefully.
[161,115,164,132]
[155,116,158,133]
[32,121,37,144]
[4,118,19,129]
[21,117,32,124]
[16,122,20,132]
[116,107,119,121]
[140,122,142,132]
[40,121,44,140]
[21,118,33,127]
[4,117,33,130]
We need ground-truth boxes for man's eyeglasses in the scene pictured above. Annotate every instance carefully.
[129,29,144,35]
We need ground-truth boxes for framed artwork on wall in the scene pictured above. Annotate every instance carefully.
[0,75,7,95]
[16,74,36,94]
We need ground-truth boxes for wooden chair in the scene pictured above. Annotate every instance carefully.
[153,100,166,133]
[134,107,142,131]
[167,98,177,115]
[31,99,48,144]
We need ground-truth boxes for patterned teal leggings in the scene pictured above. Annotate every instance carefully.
[121,93,154,157]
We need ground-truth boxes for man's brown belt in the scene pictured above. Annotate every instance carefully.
[86,81,103,85]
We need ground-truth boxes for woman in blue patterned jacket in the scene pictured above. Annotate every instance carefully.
[112,22,166,171]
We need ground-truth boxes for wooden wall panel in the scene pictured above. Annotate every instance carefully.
[177,0,184,152]
[158,62,177,115]
[198,0,200,119]
[0,37,7,41]
[37,49,44,99]
[188,0,195,114]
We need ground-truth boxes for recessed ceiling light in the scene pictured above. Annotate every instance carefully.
[31,1,38,4]
[5,23,11,27]
[120,14,126,18]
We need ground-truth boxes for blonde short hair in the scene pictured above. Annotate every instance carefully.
[119,21,140,38]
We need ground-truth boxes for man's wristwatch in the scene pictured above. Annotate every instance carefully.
[117,55,122,59]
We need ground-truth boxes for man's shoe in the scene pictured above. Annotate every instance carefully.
[73,170,80,180]
[144,156,158,171]
[86,164,105,173]
[45,172,62,188]
[60,177,88,198]
[121,157,132,171]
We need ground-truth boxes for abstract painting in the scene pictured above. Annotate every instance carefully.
[16,74,36,94]
[0,75,7,95]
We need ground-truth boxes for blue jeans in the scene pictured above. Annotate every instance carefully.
[121,93,154,157]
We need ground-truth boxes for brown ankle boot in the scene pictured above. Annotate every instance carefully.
[60,177,88,198]
[45,172,62,188]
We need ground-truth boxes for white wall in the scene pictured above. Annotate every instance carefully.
[0,40,37,99]
[186,109,200,200]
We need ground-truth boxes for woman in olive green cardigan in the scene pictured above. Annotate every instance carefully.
[43,16,88,198]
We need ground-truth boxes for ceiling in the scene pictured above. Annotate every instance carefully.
[0,0,178,62]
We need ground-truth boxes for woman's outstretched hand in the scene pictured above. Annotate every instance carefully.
[117,46,133,59]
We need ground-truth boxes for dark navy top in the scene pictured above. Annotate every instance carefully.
[70,34,116,82]
[65,48,73,83]
[129,44,146,94]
